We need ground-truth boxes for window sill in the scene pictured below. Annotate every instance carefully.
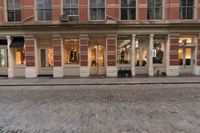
[15,65,25,68]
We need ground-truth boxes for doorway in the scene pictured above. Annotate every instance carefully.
[179,47,195,74]
[39,47,53,75]
[89,44,106,75]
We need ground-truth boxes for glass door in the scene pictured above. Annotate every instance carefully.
[40,48,53,75]
[90,45,105,75]
[179,47,194,74]
[0,48,7,68]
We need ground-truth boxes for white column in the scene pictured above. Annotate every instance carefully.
[148,34,154,76]
[6,36,14,78]
[131,34,136,76]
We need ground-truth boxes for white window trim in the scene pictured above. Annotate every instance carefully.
[147,0,164,20]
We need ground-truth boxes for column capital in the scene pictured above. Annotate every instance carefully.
[150,34,154,38]
[24,34,35,39]
[6,35,11,40]
[132,34,136,38]
[52,34,61,38]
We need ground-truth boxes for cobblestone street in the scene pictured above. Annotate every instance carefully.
[0,82,200,133]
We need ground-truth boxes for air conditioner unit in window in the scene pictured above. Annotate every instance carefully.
[67,15,79,22]
[60,15,68,22]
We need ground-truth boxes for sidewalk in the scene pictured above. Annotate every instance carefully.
[0,76,200,86]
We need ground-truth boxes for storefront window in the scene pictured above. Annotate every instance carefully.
[15,48,25,65]
[179,48,183,65]
[64,39,79,64]
[117,38,131,64]
[153,42,164,64]
[0,49,6,68]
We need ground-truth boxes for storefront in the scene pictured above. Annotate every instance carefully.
[0,39,8,76]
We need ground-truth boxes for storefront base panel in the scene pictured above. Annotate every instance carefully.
[53,67,64,78]
[14,67,25,77]
[106,67,117,77]
[135,67,148,75]
[167,66,179,76]
[179,67,193,75]
[64,67,80,76]
[153,66,166,76]
[194,66,200,75]
[25,67,38,78]
[80,67,89,77]
[0,68,7,76]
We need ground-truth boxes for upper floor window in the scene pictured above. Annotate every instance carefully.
[37,0,52,21]
[7,0,21,22]
[121,0,136,20]
[90,0,105,20]
[147,0,162,20]
[63,0,78,16]
[180,0,194,19]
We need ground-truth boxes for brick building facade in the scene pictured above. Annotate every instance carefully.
[0,0,200,78]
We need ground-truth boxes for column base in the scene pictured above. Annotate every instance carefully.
[194,66,200,75]
[8,68,14,78]
[148,67,154,76]
[167,66,179,76]
[25,67,38,78]
[131,68,135,76]
[80,67,89,77]
[106,66,117,77]
[53,67,64,78]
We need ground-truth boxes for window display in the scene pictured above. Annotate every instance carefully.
[64,39,79,64]
[117,38,131,64]
[15,48,25,65]
[0,49,6,68]
[153,42,164,64]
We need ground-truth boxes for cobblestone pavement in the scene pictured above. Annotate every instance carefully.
[0,84,200,133]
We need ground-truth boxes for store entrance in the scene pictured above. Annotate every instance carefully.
[179,47,195,75]
[135,43,148,75]
[89,43,106,75]
[39,47,53,75]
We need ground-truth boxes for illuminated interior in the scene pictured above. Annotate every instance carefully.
[178,48,192,66]
[0,49,6,68]
[117,39,131,64]
[185,48,191,59]
[179,37,192,43]
[91,45,104,67]
[64,39,79,64]
[15,48,25,65]
[48,48,54,67]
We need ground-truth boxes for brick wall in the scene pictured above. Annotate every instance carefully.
[25,39,35,66]
[169,38,179,66]
[52,0,61,21]
[107,38,117,66]
[79,0,88,21]
[106,0,119,20]
[166,0,180,20]
[80,35,89,66]
[138,0,147,20]
[53,38,62,66]
[0,0,4,22]
[21,0,34,21]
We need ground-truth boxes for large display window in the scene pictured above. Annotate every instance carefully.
[15,48,25,65]
[64,39,79,64]
[117,38,131,64]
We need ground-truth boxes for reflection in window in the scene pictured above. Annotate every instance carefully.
[7,0,21,21]
[63,0,78,16]
[147,0,162,20]
[64,39,79,64]
[37,0,52,20]
[180,0,194,19]
[0,49,6,68]
[121,0,136,20]
[15,48,25,65]
[90,0,105,20]
[117,38,131,64]
[178,48,183,65]
[153,42,164,64]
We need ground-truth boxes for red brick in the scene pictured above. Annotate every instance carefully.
[170,60,179,66]
[52,9,61,21]
[80,8,88,21]
[138,8,147,20]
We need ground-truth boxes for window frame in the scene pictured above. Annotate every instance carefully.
[120,0,137,20]
[89,0,106,21]
[63,0,79,16]
[7,0,21,22]
[36,0,52,21]
[180,0,195,19]
[147,0,163,20]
